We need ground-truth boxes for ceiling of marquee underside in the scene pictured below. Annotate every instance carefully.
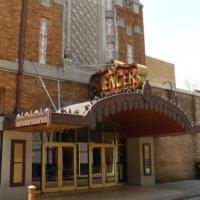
[107,108,185,137]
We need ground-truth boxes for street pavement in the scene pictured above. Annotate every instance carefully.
[36,180,200,200]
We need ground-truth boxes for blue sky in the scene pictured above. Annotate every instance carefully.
[141,0,200,90]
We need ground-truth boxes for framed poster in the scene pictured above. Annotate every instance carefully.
[143,143,151,176]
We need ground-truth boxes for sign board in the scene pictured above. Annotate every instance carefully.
[90,61,142,96]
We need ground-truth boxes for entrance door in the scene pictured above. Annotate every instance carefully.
[61,145,76,190]
[89,144,116,188]
[42,143,76,192]
[104,146,116,185]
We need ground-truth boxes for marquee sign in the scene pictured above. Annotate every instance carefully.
[90,61,142,96]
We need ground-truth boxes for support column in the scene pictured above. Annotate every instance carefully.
[127,137,155,186]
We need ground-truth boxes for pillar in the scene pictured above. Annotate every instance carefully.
[127,137,155,186]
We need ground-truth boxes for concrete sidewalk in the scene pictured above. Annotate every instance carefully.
[36,180,200,200]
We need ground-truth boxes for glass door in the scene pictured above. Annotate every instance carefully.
[42,143,76,192]
[89,145,103,187]
[61,145,76,190]
[89,144,116,188]
[104,146,116,185]
[42,144,59,192]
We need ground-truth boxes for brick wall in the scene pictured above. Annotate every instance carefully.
[154,133,200,183]
[0,71,16,114]
[116,6,145,65]
[151,87,200,183]
[20,74,89,112]
[0,70,89,114]
[25,0,63,65]
[0,0,21,62]
[0,0,63,65]
[146,56,176,86]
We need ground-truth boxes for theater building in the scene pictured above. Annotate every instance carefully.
[1,1,200,200]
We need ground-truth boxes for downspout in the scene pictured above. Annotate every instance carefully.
[15,0,28,114]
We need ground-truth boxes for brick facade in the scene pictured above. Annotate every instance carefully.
[25,0,63,65]
[151,86,200,182]
[0,0,21,62]
[20,74,89,112]
[154,134,196,183]
[0,71,16,114]
[116,5,145,65]
[0,71,89,114]
[0,0,63,65]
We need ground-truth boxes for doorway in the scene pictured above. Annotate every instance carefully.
[89,144,116,188]
[42,143,76,192]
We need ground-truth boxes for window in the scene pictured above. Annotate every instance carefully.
[116,0,124,7]
[143,143,152,176]
[117,17,125,28]
[106,18,114,36]
[39,18,48,64]
[106,43,115,61]
[105,0,114,11]
[126,25,132,36]
[124,0,140,14]
[127,44,134,64]
[10,140,26,187]
[41,0,50,7]
[134,25,142,34]
[124,0,132,8]
[133,3,140,14]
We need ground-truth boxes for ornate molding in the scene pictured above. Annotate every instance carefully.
[85,82,193,131]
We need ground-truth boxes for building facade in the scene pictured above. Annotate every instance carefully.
[0,0,200,200]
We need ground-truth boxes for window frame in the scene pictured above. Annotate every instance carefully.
[39,18,48,64]
[133,3,140,14]
[41,0,50,7]
[105,0,114,11]
[106,43,115,61]
[10,140,26,187]
[117,17,125,28]
[134,25,142,34]
[106,18,115,37]
[126,25,132,36]
[127,44,134,64]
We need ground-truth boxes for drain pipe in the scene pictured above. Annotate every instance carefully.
[15,0,28,114]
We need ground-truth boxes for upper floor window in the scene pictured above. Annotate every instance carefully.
[124,0,140,14]
[116,0,124,7]
[117,17,125,28]
[126,25,132,36]
[133,3,140,14]
[106,18,115,36]
[134,25,142,34]
[39,18,48,64]
[127,44,134,64]
[124,0,132,8]
[106,0,114,11]
[106,43,115,61]
[41,0,50,7]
